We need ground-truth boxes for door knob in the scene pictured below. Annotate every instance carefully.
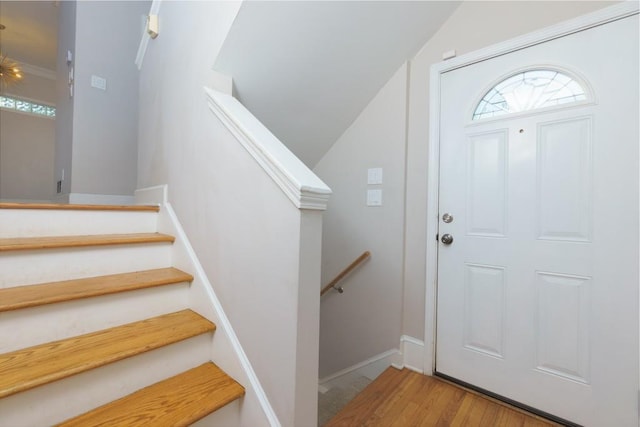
[442,213,454,223]
[440,234,454,245]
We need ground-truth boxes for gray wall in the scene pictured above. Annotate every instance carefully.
[1,71,56,201]
[71,0,147,196]
[56,0,148,198]
[54,0,76,195]
[0,111,55,201]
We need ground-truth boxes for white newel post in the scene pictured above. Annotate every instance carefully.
[294,210,324,426]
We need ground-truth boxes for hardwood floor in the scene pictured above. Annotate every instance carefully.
[325,367,560,427]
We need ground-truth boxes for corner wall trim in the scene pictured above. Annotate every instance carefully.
[400,335,425,374]
[204,87,332,211]
[134,185,167,205]
[135,0,162,70]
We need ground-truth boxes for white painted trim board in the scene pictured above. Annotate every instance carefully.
[65,193,136,206]
[135,0,162,70]
[318,335,425,392]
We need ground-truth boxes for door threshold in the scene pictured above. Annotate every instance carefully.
[434,372,581,427]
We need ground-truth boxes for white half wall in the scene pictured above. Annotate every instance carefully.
[137,1,331,425]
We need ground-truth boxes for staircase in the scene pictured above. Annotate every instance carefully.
[0,203,245,426]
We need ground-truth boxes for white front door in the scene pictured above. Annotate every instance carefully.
[436,15,638,426]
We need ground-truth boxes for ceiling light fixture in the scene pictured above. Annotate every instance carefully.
[0,53,24,88]
[0,24,24,88]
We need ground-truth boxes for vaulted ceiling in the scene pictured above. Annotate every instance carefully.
[1,0,462,168]
[215,1,461,167]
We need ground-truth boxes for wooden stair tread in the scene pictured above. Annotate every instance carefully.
[0,310,215,398]
[0,233,175,252]
[57,362,245,427]
[0,203,159,212]
[0,268,194,313]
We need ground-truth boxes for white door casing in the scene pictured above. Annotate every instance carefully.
[428,9,638,427]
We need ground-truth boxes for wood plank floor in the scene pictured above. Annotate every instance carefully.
[325,367,561,427]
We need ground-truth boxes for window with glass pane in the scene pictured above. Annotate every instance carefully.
[473,70,587,120]
[0,96,16,109]
[0,95,55,118]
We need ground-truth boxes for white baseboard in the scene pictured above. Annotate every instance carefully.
[399,335,425,374]
[319,349,402,392]
[0,198,55,203]
[67,193,136,206]
[318,335,426,392]
[135,185,168,205]
[54,193,70,204]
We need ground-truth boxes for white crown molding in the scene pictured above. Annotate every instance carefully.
[5,59,56,80]
[204,87,331,211]
[433,1,639,75]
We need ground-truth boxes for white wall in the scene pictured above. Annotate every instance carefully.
[314,64,408,377]
[137,2,325,426]
[315,0,615,377]
[1,70,57,201]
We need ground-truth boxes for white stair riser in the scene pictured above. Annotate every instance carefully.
[0,284,189,353]
[0,334,213,426]
[0,244,173,288]
[0,210,158,238]
[191,399,242,427]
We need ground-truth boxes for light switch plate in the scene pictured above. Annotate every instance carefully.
[367,189,382,206]
[91,75,107,91]
[367,168,383,185]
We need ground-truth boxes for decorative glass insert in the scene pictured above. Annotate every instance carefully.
[473,70,587,120]
[0,95,56,118]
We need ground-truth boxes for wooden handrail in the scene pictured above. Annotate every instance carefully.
[321,251,371,296]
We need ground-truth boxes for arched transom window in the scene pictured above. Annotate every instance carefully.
[472,69,588,120]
